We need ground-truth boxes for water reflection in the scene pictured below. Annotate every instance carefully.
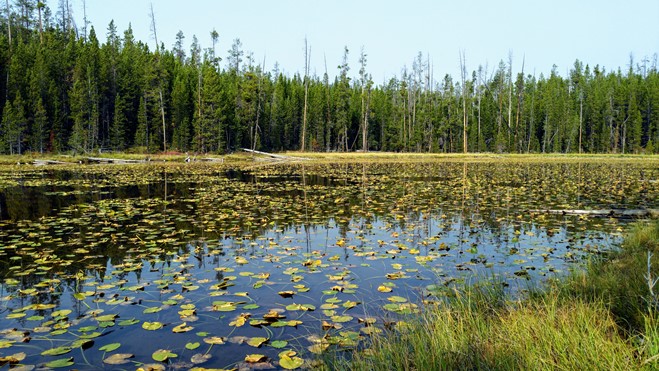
[0,161,655,369]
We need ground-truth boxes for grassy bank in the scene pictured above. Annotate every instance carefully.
[330,221,659,370]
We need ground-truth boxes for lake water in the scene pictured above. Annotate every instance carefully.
[0,160,656,369]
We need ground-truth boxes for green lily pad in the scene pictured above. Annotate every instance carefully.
[44,358,74,368]
[152,349,177,362]
[142,321,163,331]
[41,346,72,356]
[99,343,121,352]
[387,295,408,303]
[280,353,304,369]
[247,337,268,347]
[270,340,288,349]
[185,342,200,350]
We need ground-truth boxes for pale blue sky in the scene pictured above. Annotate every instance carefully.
[49,0,658,81]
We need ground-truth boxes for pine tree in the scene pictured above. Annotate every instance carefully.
[31,97,47,153]
[134,95,148,149]
[110,93,126,149]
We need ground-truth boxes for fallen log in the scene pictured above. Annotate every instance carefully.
[529,209,659,218]
[242,148,309,161]
[85,157,148,164]
[33,159,71,166]
[199,157,224,163]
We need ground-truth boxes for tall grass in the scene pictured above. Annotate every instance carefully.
[331,221,659,370]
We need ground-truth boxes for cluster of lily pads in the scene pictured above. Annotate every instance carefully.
[0,160,656,369]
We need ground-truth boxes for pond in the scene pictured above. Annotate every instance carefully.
[0,159,657,370]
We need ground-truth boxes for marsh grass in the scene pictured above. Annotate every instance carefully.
[332,221,659,370]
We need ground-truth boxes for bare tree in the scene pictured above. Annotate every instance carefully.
[37,1,44,44]
[507,51,513,147]
[5,0,11,46]
[251,56,266,151]
[210,29,219,68]
[300,37,310,152]
[149,3,167,152]
[514,56,525,152]
[459,50,468,153]
[359,46,369,152]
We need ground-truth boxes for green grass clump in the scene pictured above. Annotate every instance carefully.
[560,221,658,331]
[333,221,659,370]
[334,289,638,370]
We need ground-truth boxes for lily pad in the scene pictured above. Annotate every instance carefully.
[203,336,226,345]
[99,343,121,352]
[103,353,134,365]
[172,322,193,333]
[142,321,163,331]
[246,337,268,347]
[185,342,201,350]
[191,353,211,364]
[152,349,177,362]
[279,354,304,369]
[44,358,74,368]
[41,346,72,356]
[245,354,267,363]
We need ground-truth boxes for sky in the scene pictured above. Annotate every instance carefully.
[47,0,659,82]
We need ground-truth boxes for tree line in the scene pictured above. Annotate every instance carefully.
[1,1,658,155]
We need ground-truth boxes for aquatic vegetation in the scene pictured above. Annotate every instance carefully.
[0,160,656,369]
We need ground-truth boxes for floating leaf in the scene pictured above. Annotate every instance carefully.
[185,342,200,350]
[278,291,295,298]
[307,343,329,354]
[152,349,177,362]
[191,353,211,364]
[203,336,225,345]
[247,337,268,347]
[0,352,26,365]
[137,364,166,371]
[279,354,304,370]
[387,295,408,303]
[95,314,118,322]
[44,358,74,368]
[41,346,72,356]
[270,340,288,349]
[382,302,418,314]
[245,354,267,363]
[79,331,102,339]
[342,300,359,309]
[51,309,72,318]
[212,301,238,312]
[172,322,193,333]
[331,315,353,323]
[285,303,315,311]
[143,307,162,314]
[99,343,121,352]
[103,353,134,365]
[142,321,163,331]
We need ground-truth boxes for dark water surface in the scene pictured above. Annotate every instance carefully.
[0,160,656,369]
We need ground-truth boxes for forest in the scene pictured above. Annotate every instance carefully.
[1,1,658,155]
